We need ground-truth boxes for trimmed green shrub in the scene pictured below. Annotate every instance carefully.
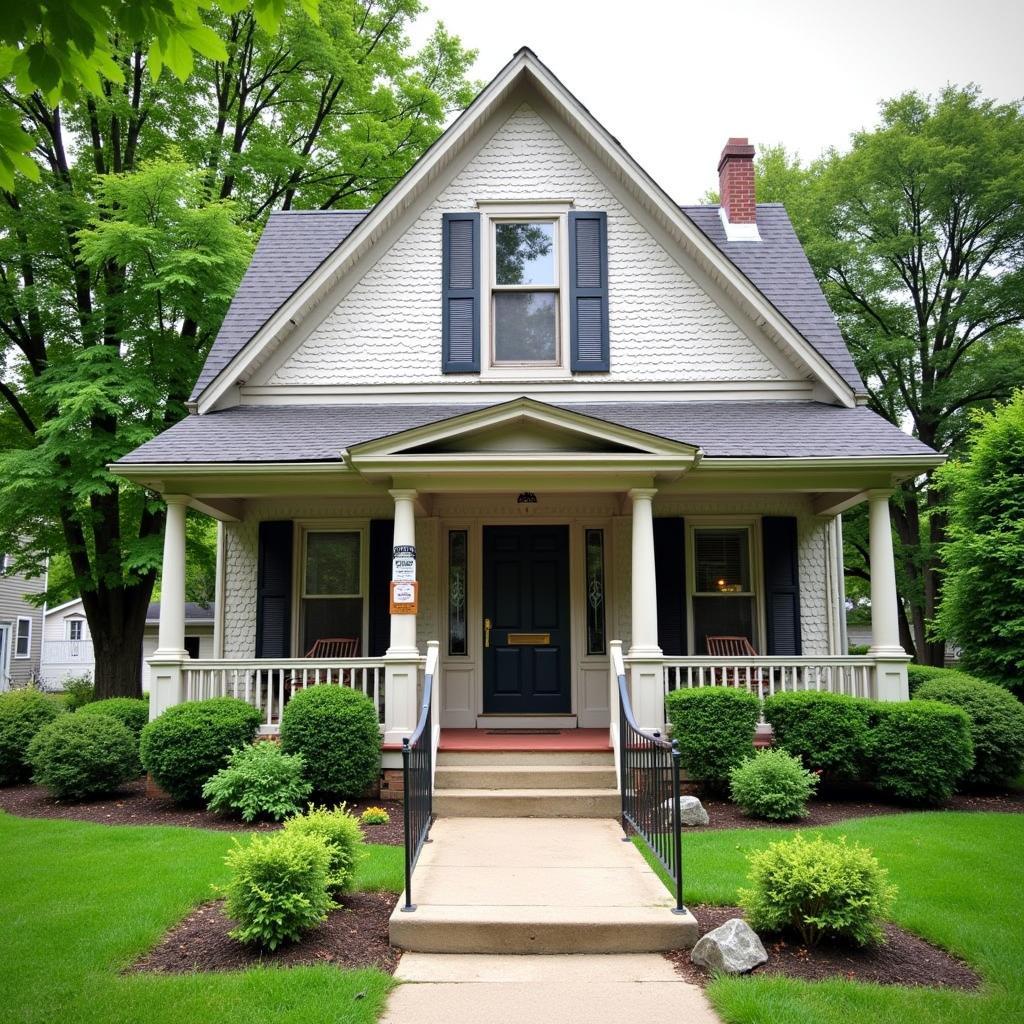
[847,643,870,656]
[139,698,262,804]
[60,677,95,710]
[729,749,818,820]
[222,831,332,949]
[665,687,760,791]
[282,804,364,894]
[740,833,897,948]
[763,691,871,780]
[866,700,973,805]
[915,676,1024,786]
[0,689,65,784]
[279,686,380,798]
[78,697,149,738]
[27,714,138,800]
[203,742,312,822]
[906,663,966,696]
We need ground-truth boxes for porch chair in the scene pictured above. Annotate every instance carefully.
[288,637,359,698]
[704,635,764,694]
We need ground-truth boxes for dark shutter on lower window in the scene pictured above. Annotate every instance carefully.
[367,518,394,658]
[568,211,609,372]
[441,212,480,372]
[654,516,687,656]
[762,516,802,655]
[255,521,293,658]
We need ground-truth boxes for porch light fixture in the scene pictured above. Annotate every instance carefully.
[516,492,538,504]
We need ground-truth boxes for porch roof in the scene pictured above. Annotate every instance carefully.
[114,399,937,466]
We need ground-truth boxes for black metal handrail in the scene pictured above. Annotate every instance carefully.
[617,671,686,913]
[400,665,434,912]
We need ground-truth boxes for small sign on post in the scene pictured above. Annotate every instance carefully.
[392,544,416,582]
[390,580,419,614]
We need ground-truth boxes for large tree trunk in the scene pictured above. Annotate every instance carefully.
[89,580,156,699]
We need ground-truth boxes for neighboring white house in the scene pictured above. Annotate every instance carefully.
[41,599,215,689]
[111,49,942,752]
[0,552,46,689]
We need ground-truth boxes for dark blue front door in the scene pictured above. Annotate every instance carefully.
[482,525,571,715]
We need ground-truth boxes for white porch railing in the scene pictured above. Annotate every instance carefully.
[182,658,387,731]
[43,640,95,665]
[662,656,880,701]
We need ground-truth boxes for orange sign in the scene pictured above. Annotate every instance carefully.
[389,580,419,614]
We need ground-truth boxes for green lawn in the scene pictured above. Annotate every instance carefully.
[0,812,404,1024]
[642,811,1024,1024]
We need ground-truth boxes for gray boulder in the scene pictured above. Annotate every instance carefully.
[664,795,709,826]
[690,918,768,974]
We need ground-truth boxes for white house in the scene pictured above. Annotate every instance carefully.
[41,598,215,690]
[111,50,941,783]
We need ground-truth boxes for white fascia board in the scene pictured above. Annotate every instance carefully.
[698,455,945,474]
[196,49,856,414]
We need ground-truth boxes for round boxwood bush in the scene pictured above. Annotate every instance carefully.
[914,676,1024,787]
[0,689,65,784]
[906,663,966,696]
[77,697,149,738]
[740,833,897,947]
[762,691,871,781]
[279,686,380,798]
[223,831,332,949]
[665,687,760,791]
[729,748,818,820]
[27,713,138,800]
[139,698,262,804]
[202,742,312,822]
[282,804,364,894]
[866,700,973,805]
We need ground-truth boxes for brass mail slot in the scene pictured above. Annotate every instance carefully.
[507,632,551,645]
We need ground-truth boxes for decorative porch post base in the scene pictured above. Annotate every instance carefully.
[383,655,421,747]
[147,657,185,720]
[627,658,666,734]
[873,654,911,702]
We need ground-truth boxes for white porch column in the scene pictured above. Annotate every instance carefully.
[148,494,189,719]
[383,489,421,744]
[627,488,665,732]
[866,489,910,700]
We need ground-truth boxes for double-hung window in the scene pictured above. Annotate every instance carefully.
[300,530,364,655]
[68,619,83,642]
[15,617,31,658]
[690,526,758,653]
[491,219,560,365]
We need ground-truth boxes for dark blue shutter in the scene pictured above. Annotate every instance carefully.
[654,516,687,655]
[568,211,609,372]
[367,518,394,658]
[762,516,802,655]
[255,521,293,658]
[442,212,480,372]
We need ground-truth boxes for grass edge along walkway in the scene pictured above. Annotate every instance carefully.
[639,810,1024,1024]
[0,811,404,1024]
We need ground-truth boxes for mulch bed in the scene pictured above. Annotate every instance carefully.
[665,905,981,990]
[684,783,1024,831]
[130,892,400,975]
[0,778,404,845]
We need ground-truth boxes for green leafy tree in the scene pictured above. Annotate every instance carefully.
[0,2,476,697]
[937,393,1024,691]
[753,90,1024,663]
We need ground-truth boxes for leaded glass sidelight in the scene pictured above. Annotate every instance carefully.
[448,530,468,655]
[585,529,606,655]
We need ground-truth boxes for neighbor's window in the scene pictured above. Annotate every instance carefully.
[492,220,558,364]
[585,529,606,655]
[448,530,468,656]
[691,528,756,653]
[67,619,83,642]
[15,617,31,658]
[301,530,363,655]
[184,636,201,659]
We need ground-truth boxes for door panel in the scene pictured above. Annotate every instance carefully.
[483,525,571,714]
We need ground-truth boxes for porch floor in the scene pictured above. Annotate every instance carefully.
[438,728,611,753]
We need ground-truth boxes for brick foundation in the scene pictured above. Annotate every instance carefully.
[380,768,404,802]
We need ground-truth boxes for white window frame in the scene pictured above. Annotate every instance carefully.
[478,200,573,378]
[14,616,32,659]
[293,522,369,657]
[685,517,765,654]
[67,618,84,642]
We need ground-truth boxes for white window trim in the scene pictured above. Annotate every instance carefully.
[685,517,765,654]
[67,618,84,642]
[293,521,370,657]
[478,200,573,379]
[14,616,32,658]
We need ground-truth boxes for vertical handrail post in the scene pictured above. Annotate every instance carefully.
[670,739,684,913]
[401,737,414,911]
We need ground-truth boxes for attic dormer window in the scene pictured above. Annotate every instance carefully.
[492,220,559,365]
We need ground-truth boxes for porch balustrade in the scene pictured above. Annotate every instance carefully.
[42,639,95,665]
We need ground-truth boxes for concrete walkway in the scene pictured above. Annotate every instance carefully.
[389,817,699,953]
[380,953,719,1024]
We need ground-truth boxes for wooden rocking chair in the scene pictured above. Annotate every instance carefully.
[288,637,359,697]
[704,635,764,693]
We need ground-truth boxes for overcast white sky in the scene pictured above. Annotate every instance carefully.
[411,0,1024,203]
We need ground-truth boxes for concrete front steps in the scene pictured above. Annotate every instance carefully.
[433,749,619,818]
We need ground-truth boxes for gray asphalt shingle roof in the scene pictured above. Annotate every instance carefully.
[189,209,368,401]
[117,401,935,463]
[188,202,863,403]
[146,601,215,623]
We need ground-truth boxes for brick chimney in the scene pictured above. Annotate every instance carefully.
[718,137,756,225]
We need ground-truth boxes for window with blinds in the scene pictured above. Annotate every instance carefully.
[691,526,756,653]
